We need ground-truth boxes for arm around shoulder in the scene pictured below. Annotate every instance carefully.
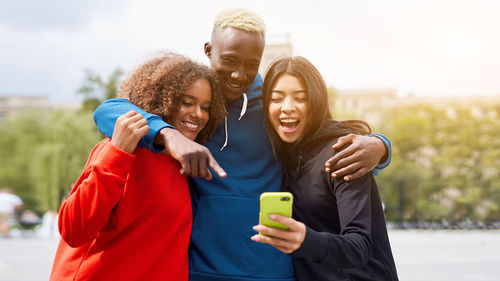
[94,98,174,153]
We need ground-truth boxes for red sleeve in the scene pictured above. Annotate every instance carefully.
[58,139,136,247]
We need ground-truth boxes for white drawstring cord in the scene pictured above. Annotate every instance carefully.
[220,115,228,151]
[220,93,248,151]
[239,93,247,120]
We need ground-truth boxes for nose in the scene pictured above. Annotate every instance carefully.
[230,66,246,83]
[191,105,204,119]
[282,97,295,113]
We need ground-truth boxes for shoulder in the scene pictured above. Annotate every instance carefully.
[245,74,263,99]
[300,121,351,160]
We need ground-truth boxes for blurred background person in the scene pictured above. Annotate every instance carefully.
[0,188,23,238]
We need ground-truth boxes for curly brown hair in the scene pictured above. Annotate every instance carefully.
[118,52,226,144]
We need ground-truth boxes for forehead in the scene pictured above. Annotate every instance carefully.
[212,27,265,58]
[185,78,212,102]
[272,74,306,90]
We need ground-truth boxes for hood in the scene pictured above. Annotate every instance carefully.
[225,74,263,109]
[283,119,353,159]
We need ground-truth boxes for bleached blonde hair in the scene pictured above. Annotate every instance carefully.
[212,8,265,39]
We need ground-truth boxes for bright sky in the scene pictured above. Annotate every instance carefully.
[1,0,499,103]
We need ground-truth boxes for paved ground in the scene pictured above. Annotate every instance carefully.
[0,230,499,281]
[390,230,500,281]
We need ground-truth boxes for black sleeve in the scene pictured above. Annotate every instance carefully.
[292,174,373,268]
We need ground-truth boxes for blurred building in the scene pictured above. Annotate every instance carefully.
[333,89,398,125]
[333,89,500,127]
[0,95,50,122]
[0,95,79,122]
[259,34,293,75]
[258,37,500,126]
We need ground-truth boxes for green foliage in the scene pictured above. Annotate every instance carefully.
[374,103,500,222]
[77,67,124,111]
[0,110,102,213]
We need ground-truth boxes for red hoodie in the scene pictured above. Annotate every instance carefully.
[50,139,192,281]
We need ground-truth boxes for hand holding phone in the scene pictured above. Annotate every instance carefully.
[259,192,293,234]
[253,192,305,253]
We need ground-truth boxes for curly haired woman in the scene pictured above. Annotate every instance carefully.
[50,52,225,281]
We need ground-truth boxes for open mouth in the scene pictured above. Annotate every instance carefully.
[280,118,300,133]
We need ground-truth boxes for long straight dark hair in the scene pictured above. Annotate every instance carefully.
[263,56,371,156]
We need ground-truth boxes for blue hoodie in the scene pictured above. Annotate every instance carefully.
[94,74,296,281]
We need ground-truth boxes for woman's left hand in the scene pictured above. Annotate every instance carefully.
[251,214,306,254]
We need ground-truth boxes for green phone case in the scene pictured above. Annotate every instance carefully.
[259,192,293,233]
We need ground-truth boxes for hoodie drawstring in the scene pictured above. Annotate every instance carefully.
[220,93,248,151]
[239,93,247,120]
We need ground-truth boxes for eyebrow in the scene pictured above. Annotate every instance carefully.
[181,94,196,100]
[271,89,306,94]
[182,94,211,104]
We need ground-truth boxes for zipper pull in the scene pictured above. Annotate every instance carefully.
[297,151,303,173]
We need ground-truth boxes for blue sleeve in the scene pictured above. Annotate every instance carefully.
[93,98,174,153]
[369,133,392,176]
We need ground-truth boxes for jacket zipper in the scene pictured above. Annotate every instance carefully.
[296,151,303,174]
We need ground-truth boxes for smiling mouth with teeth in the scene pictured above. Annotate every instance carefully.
[183,121,199,130]
[280,119,299,128]
[227,81,242,89]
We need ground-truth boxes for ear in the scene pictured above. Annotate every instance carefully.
[204,42,212,59]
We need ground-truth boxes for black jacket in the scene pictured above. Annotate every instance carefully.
[282,120,398,281]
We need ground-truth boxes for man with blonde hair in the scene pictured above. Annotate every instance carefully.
[94,8,391,281]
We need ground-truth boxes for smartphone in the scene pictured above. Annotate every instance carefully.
[259,192,293,234]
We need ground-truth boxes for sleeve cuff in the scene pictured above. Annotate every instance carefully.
[93,140,136,179]
[142,120,175,153]
[292,226,329,261]
[369,133,392,175]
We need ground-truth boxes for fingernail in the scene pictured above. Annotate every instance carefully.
[269,214,276,220]
[253,225,262,231]
[331,173,337,178]
[344,176,350,181]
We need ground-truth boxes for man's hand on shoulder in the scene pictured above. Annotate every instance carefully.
[325,134,386,181]
[156,128,226,180]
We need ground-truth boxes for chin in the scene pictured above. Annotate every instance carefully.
[224,91,244,101]
[181,131,197,141]
[278,134,298,144]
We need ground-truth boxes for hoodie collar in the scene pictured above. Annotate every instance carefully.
[220,74,262,151]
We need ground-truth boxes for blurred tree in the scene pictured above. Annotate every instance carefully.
[376,105,431,222]
[333,98,500,223]
[377,103,500,222]
[0,110,102,213]
[77,67,124,111]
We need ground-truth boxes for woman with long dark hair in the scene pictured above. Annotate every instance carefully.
[252,56,398,280]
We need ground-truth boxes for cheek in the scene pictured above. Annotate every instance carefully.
[213,61,229,74]
[174,107,187,121]
[301,104,311,126]
[202,111,210,124]
[268,105,279,123]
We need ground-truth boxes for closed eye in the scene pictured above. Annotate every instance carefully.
[201,104,211,112]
